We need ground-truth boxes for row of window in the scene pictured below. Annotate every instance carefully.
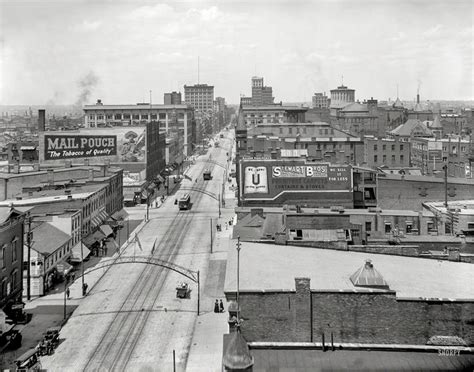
[373,154,405,163]
[89,113,186,121]
[373,144,404,151]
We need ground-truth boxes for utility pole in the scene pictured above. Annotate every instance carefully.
[218,192,221,218]
[443,163,448,208]
[26,213,32,301]
[236,236,241,322]
[81,239,85,291]
[210,218,213,253]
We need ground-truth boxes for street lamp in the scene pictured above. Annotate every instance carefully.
[236,236,241,322]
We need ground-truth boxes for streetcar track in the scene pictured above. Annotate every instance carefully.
[83,158,218,371]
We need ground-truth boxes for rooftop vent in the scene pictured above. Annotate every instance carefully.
[350,259,389,289]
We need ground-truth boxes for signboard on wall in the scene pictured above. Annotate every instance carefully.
[44,134,117,160]
[241,159,352,200]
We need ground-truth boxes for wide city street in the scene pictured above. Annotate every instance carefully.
[41,131,234,371]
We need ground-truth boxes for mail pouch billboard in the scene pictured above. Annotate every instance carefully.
[44,135,117,160]
[240,159,353,206]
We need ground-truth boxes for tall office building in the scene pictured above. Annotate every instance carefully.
[251,77,274,106]
[184,84,214,112]
[312,92,330,108]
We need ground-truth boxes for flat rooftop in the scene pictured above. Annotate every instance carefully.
[224,242,474,299]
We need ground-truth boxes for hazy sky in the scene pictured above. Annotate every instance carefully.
[0,0,472,105]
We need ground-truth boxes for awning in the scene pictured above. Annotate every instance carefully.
[91,210,108,227]
[82,230,106,247]
[56,261,73,275]
[156,175,165,183]
[99,224,114,237]
[112,209,128,221]
[69,241,91,263]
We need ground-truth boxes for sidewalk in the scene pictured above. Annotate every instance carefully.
[185,225,234,371]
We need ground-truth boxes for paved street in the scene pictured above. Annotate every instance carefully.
[40,131,235,371]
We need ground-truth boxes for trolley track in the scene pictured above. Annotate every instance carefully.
[82,158,218,372]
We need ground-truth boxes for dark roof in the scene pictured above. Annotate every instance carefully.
[350,259,390,289]
[390,119,432,137]
[32,223,70,256]
[249,348,474,371]
[0,207,24,224]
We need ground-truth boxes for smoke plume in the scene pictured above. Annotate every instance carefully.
[75,71,99,108]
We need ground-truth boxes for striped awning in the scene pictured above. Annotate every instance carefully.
[99,224,114,237]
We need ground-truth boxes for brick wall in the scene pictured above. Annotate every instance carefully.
[312,293,474,345]
[235,281,474,345]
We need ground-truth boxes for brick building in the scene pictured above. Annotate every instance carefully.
[243,123,364,165]
[364,137,411,169]
[251,77,274,106]
[240,104,308,126]
[224,242,474,346]
[311,92,330,108]
[163,91,182,105]
[0,207,24,319]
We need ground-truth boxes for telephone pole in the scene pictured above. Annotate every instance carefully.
[26,213,32,301]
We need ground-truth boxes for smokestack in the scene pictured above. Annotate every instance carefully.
[38,110,45,132]
[416,94,420,104]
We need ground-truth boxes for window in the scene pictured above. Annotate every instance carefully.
[374,155,378,162]
[114,113,121,120]
[391,155,395,163]
[406,222,413,233]
[400,155,404,163]
[382,144,386,151]
[11,238,17,262]
[383,155,386,162]
[151,114,157,120]
[427,221,436,233]
[123,114,130,119]
[392,144,395,151]
[374,144,378,151]
[400,144,404,151]
[1,244,5,268]
[365,221,372,231]
[384,223,392,233]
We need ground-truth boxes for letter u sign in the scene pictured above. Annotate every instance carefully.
[252,173,260,185]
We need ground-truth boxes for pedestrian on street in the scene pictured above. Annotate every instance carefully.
[219,299,225,313]
[66,287,70,299]
[214,299,219,313]
[71,272,75,282]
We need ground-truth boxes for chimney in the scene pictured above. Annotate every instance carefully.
[38,109,45,132]
[88,169,94,181]
[47,169,54,185]
[417,94,420,104]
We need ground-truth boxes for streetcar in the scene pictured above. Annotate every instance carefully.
[178,194,191,210]
[14,348,42,371]
[203,169,212,180]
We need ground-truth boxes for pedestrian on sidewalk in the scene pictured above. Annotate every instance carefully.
[214,299,219,313]
[219,299,225,313]
[66,287,70,299]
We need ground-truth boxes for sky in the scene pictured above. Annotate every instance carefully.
[0,0,472,105]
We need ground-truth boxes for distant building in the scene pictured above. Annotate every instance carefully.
[184,84,214,112]
[244,122,363,165]
[312,92,330,108]
[240,96,252,106]
[164,91,182,105]
[389,119,433,141]
[330,84,355,109]
[335,98,383,137]
[240,104,307,126]
[364,137,411,169]
[251,77,274,106]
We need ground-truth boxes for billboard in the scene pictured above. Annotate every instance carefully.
[240,159,352,204]
[44,134,117,160]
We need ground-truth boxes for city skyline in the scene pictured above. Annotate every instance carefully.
[1,0,472,105]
